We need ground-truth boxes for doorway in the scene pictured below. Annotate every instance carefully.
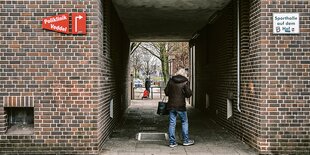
[129,42,190,101]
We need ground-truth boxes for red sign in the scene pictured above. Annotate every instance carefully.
[42,14,69,34]
[72,13,86,34]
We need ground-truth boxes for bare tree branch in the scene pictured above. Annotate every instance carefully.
[140,45,161,60]
[130,42,141,55]
[150,42,161,53]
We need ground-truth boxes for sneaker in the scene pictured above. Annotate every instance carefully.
[183,140,194,146]
[169,143,178,148]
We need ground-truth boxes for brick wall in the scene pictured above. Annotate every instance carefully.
[192,0,257,148]
[98,0,130,150]
[191,0,260,151]
[110,0,130,116]
[192,0,310,154]
[249,0,264,152]
[259,0,310,154]
[244,0,261,151]
[0,0,130,154]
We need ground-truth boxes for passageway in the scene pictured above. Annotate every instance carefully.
[103,0,259,154]
[101,100,258,154]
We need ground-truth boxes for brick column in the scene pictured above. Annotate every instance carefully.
[258,0,310,154]
[0,0,101,154]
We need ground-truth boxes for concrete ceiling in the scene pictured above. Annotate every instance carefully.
[112,0,231,41]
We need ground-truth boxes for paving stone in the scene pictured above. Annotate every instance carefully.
[101,100,259,155]
[117,151,144,155]
[208,146,240,155]
[186,152,214,155]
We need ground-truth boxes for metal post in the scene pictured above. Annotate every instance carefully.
[151,87,153,99]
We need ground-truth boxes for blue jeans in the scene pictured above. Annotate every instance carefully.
[168,110,189,144]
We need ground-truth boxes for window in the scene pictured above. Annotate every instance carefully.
[5,107,34,135]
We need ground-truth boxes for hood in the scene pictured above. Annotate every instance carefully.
[171,75,188,83]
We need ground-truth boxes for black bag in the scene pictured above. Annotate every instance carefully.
[182,81,192,98]
[157,97,169,115]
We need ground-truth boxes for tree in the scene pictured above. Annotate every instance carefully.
[170,42,189,74]
[130,42,141,55]
[131,42,189,84]
[130,42,142,79]
[140,42,172,84]
[141,50,152,77]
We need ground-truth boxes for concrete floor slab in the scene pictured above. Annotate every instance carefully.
[101,100,258,155]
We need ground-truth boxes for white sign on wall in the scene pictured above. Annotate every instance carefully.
[273,13,299,34]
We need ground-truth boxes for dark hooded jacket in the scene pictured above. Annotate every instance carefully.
[164,75,192,111]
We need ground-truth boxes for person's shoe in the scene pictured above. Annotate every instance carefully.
[183,140,194,146]
[169,143,178,148]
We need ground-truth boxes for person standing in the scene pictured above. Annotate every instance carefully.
[164,68,194,148]
[145,77,151,92]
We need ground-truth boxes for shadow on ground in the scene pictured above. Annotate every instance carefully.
[101,100,258,155]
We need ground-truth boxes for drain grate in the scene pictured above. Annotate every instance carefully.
[136,132,168,141]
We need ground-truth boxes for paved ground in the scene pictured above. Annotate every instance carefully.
[101,100,258,155]
[133,88,164,100]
